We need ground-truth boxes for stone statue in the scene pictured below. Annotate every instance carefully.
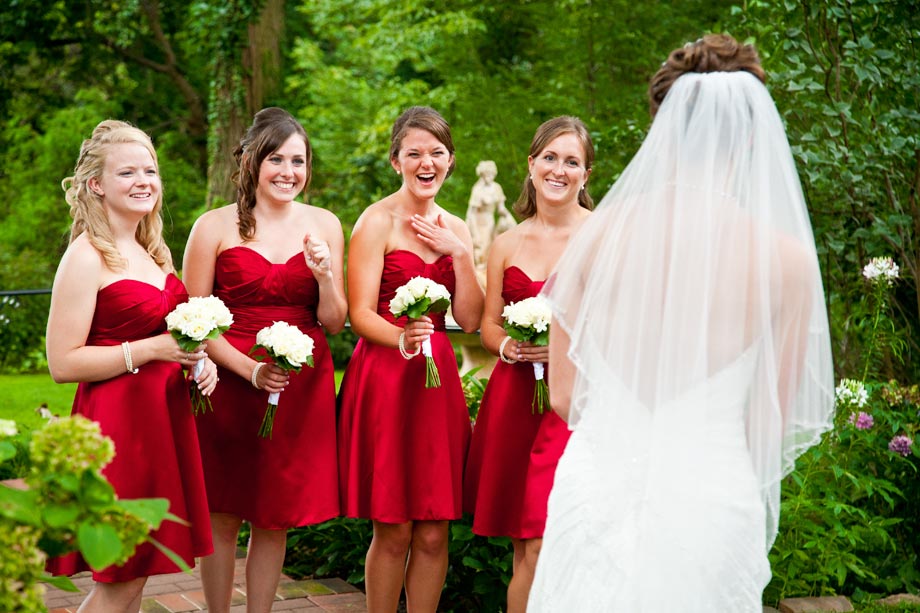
[466,160,516,287]
[456,161,517,378]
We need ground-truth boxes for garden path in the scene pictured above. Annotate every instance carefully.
[42,548,367,612]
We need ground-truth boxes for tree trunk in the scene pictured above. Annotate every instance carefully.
[205,0,285,208]
[244,0,284,114]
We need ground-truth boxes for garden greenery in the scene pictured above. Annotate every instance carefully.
[0,416,187,612]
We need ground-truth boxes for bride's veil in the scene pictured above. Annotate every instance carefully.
[543,71,835,548]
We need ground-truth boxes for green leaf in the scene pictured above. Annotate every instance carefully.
[56,473,81,493]
[40,572,80,592]
[0,485,41,525]
[77,521,124,570]
[533,330,549,347]
[42,504,81,528]
[0,440,17,463]
[163,511,191,527]
[150,537,192,574]
[79,470,115,510]
[405,298,432,319]
[116,498,169,529]
[170,330,201,352]
[427,297,450,314]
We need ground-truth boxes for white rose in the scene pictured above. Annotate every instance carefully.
[426,282,451,303]
[405,276,431,300]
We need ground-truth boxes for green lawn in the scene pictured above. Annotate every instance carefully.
[1,370,346,432]
[0,373,75,430]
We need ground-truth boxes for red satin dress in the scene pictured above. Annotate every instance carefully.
[520,410,571,538]
[195,247,339,529]
[47,275,213,581]
[337,250,471,523]
[463,266,548,538]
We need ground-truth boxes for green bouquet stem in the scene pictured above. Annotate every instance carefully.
[532,362,549,414]
[190,360,212,416]
[422,338,441,388]
[258,392,281,439]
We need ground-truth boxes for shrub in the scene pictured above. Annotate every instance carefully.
[0,249,53,374]
[0,416,186,611]
[766,259,919,604]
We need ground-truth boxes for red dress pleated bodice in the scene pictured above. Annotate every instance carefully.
[47,275,213,581]
[337,249,471,522]
[195,246,339,529]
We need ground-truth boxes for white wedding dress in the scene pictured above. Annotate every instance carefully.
[529,71,835,613]
[528,346,770,612]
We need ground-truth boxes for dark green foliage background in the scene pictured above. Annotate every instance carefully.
[2,0,918,609]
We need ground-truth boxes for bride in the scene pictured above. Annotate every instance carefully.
[528,34,835,612]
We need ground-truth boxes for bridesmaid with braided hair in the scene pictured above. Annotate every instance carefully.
[183,107,347,613]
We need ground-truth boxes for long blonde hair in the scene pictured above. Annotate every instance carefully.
[62,120,173,271]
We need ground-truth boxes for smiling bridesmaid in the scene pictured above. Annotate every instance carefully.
[337,106,484,613]
[46,120,216,613]
[464,116,594,613]
[182,107,347,613]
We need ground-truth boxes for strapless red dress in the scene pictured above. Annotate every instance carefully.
[195,247,339,529]
[337,250,471,523]
[463,266,547,538]
[47,275,213,582]
[520,410,571,538]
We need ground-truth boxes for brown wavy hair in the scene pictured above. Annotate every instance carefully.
[389,106,456,178]
[233,107,312,241]
[61,119,172,272]
[513,116,595,219]
[649,33,765,117]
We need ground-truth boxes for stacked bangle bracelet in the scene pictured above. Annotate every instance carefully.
[499,336,518,364]
[251,362,266,389]
[121,341,139,374]
[398,331,421,360]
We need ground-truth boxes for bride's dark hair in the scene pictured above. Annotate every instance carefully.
[648,34,765,117]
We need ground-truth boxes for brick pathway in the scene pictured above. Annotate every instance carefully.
[43,554,368,613]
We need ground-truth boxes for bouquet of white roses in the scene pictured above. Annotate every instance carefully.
[502,296,552,414]
[389,276,452,388]
[250,321,314,439]
[166,295,233,414]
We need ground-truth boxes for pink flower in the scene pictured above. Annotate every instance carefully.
[888,435,914,457]
[847,411,874,430]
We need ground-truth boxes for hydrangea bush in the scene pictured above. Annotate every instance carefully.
[0,416,185,611]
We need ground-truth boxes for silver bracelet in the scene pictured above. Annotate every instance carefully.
[250,362,266,389]
[121,341,139,374]
[498,336,518,364]
[398,331,421,360]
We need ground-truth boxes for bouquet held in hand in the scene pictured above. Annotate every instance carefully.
[389,276,452,388]
[502,296,551,414]
[250,321,314,438]
[165,295,233,414]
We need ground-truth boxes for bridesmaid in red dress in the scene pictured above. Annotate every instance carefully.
[337,106,484,613]
[46,120,217,612]
[463,116,595,613]
[183,108,347,613]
